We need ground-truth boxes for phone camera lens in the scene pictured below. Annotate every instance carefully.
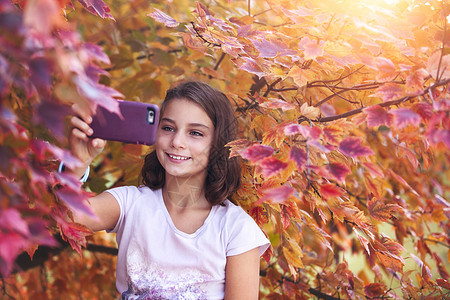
[147,109,155,124]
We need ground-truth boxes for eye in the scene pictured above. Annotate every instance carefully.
[161,126,174,132]
[190,131,203,137]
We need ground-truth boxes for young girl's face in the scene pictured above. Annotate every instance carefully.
[155,98,214,182]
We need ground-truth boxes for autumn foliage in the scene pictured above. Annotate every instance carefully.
[1,0,449,298]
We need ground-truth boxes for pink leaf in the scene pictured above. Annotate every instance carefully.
[364,105,393,127]
[289,146,307,170]
[374,83,404,102]
[284,123,302,136]
[148,8,180,27]
[252,38,297,58]
[83,43,111,65]
[339,137,374,158]
[55,187,96,217]
[307,139,334,153]
[240,144,274,162]
[260,157,288,177]
[428,128,450,148]
[77,0,114,19]
[298,37,324,60]
[0,209,29,236]
[259,98,296,111]
[236,57,267,78]
[389,108,421,129]
[260,185,295,204]
[326,163,351,182]
[0,232,30,277]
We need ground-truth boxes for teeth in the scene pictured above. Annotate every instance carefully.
[168,154,189,160]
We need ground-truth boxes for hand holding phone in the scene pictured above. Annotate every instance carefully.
[90,100,160,146]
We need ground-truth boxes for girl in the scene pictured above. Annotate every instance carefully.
[66,81,270,299]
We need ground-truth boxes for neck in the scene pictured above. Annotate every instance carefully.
[163,175,209,208]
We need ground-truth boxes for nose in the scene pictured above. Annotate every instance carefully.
[171,131,186,149]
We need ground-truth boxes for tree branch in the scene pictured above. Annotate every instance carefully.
[190,22,221,47]
[312,78,450,123]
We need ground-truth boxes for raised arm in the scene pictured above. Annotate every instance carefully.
[224,247,261,300]
[64,104,120,232]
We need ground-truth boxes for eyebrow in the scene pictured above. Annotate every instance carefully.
[160,117,211,130]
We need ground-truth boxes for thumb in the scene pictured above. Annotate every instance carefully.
[91,138,106,151]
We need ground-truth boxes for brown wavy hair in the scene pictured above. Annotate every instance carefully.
[140,81,241,205]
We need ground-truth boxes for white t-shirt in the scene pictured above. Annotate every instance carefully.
[106,186,270,299]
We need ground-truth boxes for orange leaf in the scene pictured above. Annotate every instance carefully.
[368,199,400,222]
[365,283,387,298]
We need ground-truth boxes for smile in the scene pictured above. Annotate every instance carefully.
[167,153,191,160]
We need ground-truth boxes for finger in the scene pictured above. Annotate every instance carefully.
[72,103,93,124]
[71,127,90,142]
[70,116,93,136]
[91,138,106,149]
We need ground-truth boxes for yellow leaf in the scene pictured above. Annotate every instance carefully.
[300,102,320,119]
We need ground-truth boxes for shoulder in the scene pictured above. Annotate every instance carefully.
[105,185,161,207]
[216,200,251,221]
[106,185,158,198]
[214,200,261,232]
[215,200,270,257]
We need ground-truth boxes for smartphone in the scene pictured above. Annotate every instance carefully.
[90,100,160,145]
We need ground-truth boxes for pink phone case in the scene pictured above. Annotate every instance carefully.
[90,100,160,145]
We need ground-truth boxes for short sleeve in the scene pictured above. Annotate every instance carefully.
[105,186,136,234]
[226,207,270,257]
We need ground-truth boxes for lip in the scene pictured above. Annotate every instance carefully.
[166,152,191,162]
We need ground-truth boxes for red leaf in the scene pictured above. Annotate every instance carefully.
[364,105,393,127]
[260,157,288,178]
[320,183,346,199]
[259,185,294,204]
[389,108,421,129]
[289,146,307,170]
[365,283,387,297]
[339,137,374,158]
[412,102,433,121]
[59,222,92,255]
[240,144,274,162]
[250,207,269,226]
[226,139,253,158]
[281,206,291,229]
[437,278,450,290]
[374,83,404,102]
[368,199,401,222]
[326,163,350,182]
[148,8,180,27]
